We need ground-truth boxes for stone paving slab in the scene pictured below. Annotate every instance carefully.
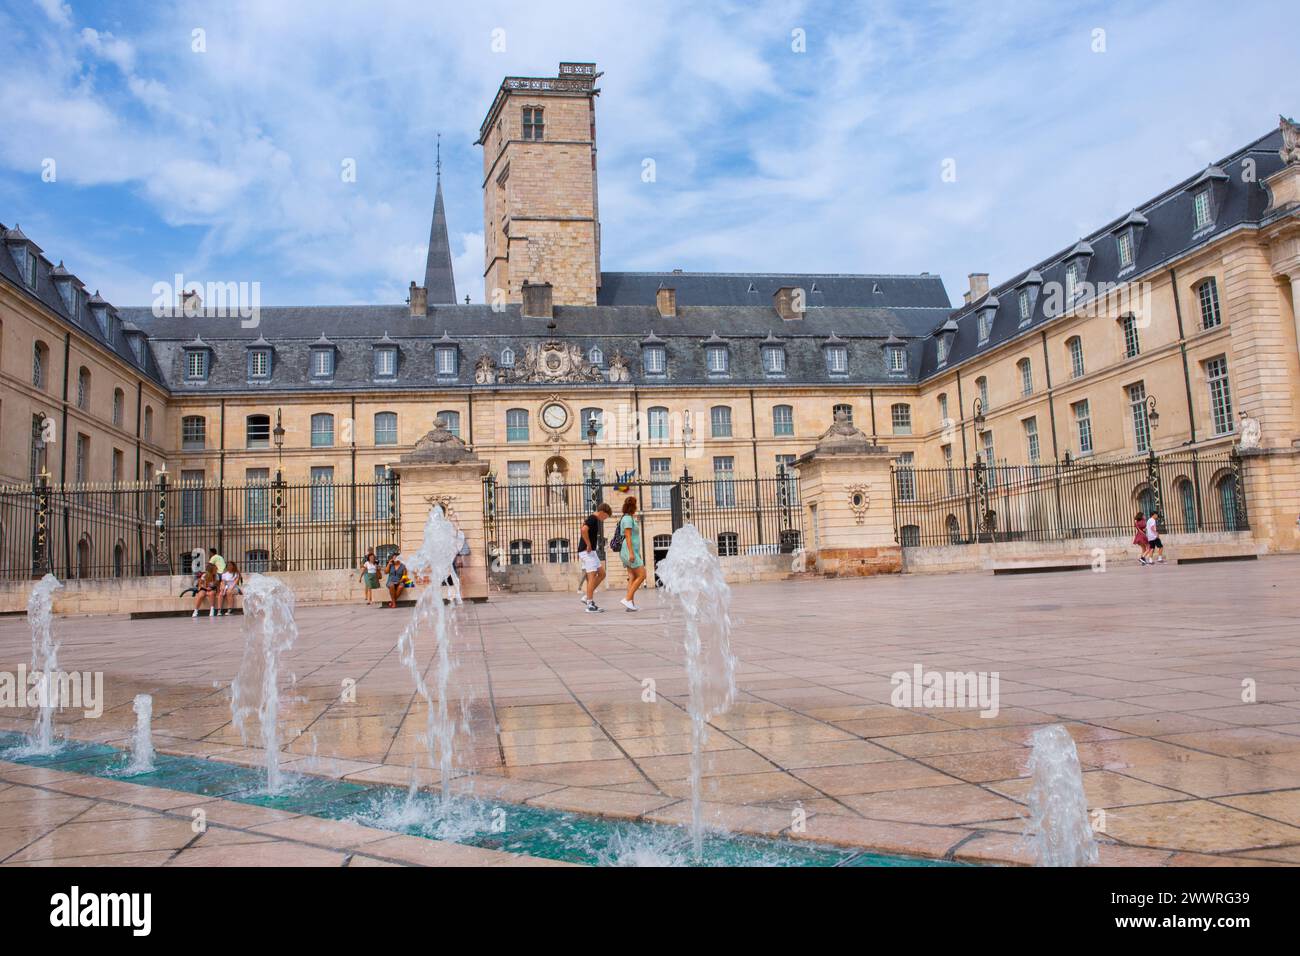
[2,555,1300,865]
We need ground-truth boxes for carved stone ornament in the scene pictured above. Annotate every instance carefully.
[1281,115,1300,167]
[400,418,477,464]
[1237,412,1262,450]
[845,483,871,524]
[474,353,497,385]
[813,409,877,455]
[421,493,457,520]
[607,352,631,383]
[510,340,605,384]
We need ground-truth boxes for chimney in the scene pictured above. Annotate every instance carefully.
[521,281,553,319]
[655,286,677,318]
[408,281,427,317]
[179,288,202,317]
[773,286,804,321]
[967,273,989,302]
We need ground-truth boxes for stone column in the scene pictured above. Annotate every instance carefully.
[388,421,491,601]
[794,412,902,576]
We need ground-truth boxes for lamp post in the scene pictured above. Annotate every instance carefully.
[971,398,986,464]
[585,413,599,511]
[1146,394,1160,434]
[681,408,695,480]
[273,407,286,478]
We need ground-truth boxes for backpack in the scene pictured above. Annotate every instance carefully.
[610,517,625,553]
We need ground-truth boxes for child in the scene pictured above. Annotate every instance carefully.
[360,550,379,605]
[218,561,242,615]
[1133,512,1151,565]
[1146,510,1165,563]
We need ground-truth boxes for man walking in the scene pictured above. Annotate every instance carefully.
[579,503,612,613]
[1145,510,1165,564]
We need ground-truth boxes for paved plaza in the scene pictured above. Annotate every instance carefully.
[2,556,1299,866]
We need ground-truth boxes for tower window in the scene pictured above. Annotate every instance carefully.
[522,107,544,141]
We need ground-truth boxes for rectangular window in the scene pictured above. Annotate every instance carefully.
[977,378,989,409]
[1206,356,1234,436]
[506,409,529,443]
[1122,315,1140,358]
[375,347,396,378]
[522,106,544,141]
[942,444,956,495]
[891,404,912,435]
[374,464,391,518]
[75,433,89,483]
[374,412,398,446]
[977,312,992,345]
[763,347,785,374]
[1072,400,1093,455]
[1193,190,1212,230]
[937,337,949,364]
[180,469,204,525]
[825,346,847,374]
[643,346,666,375]
[311,349,333,378]
[1023,417,1040,462]
[309,466,335,522]
[1020,361,1033,396]
[896,452,915,502]
[773,405,794,436]
[887,346,906,372]
[1065,263,1078,302]
[938,394,949,422]
[186,350,208,380]
[438,410,460,437]
[506,461,530,514]
[650,457,672,510]
[249,349,271,378]
[310,414,334,447]
[1198,279,1222,329]
[1069,338,1085,379]
[706,346,728,375]
[1128,382,1150,453]
[436,347,457,376]
[1018,290,1031,324]
[647,407,669,442]
[1117,230,1134,268]
[182,416,206,450]
[245,468,269,524]
[713,456,736,508]
[710,406,732,438]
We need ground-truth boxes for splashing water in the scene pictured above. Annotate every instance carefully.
[397,504,468,805]
[120,694,155,775]
[231,574,299,793]
[23,574,64,754]
[655,524,738,859]
[1023,724,1098,866]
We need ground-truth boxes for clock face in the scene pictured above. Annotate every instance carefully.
[541,403,569,430]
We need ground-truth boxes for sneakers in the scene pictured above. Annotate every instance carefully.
[620,598,638,612]
[191,609,199,618]
[209,607,216,617]
[1156,556,1165,563]
[584,600,604,613]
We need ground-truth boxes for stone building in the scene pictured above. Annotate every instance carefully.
[1,60,1298,588]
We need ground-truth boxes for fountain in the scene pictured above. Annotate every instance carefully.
[23,574,64,754]
[654,524,738,859]
[396,504,467,804]
[231,574,299,793]
[1023,724,1099,866]
[119,694,155,775]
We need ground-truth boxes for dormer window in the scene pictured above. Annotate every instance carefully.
[825,344,848,375]
[643,345,666,375]
[248,348,272,379]
[1118,229,1135,268]
[435,345,458,376]
[311,347,334,378]
[1193,189,1212,231]
[762,344,786,375]
[1065,262,1079,301]
[500,347,515,368]
[588,346,603,366]
[886,345,907,374]
[936,337,949,364]
[706,344,729,375]
[977,311,993,345]
[374,346,397,378]
[184,348,209,381]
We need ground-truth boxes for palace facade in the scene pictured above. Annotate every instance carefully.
[3,61,1300,579]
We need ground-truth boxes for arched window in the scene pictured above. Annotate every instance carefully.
[182,415,206,450]
[1175,478,1197,532]
[717,532,739,557]
[246,414,271,448]
[946,514,961,545]
[143,406,154,440]
[113,541,125,578]
[773,404,794,436]
[937,393,949,424]
[76,533,92,579]
[588,346,603,366]
[112,388,125,426]
[891,403,912,435]
[500,347,516,368]
[374,411,398,446]
[1136,484,1157,519]
[310,413,335,447]
[437,410,460,437]
[33,341,49,389]
[1017,358,1033,396]
[509,539,533,565]
[506,408,529,443]
[1216,474,1240,531]
[647,406,669,442]
[710,405,733,438]
[1066,336,1085,379]
[547,538,571,563]
[833,403,853,423]
[77,367,91,410]
[975,376,989,409]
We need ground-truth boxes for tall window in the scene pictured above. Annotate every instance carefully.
[309,466,335,522]
[981,431,996,470]
[185,350,209,381]
[249,348,272,379]
[112,388,124,426]
[374,464,392,519]
[647,406,669,442]
[942,443,956,495]
[1067,337,1085,379]
[937,336,950,364]
[896,452,915,501]
[1121,314,1141,358]
[1193,189,1212,230]
[976,376,989,409]
[310,413,335,447]
[643,346,666,375]
[374,347,397,378]
[891,403,912,435]
[180,469,204,525]
[77,367,90,409]
[762,345,785,375]
[182,416,206,450]
[1197,278,1222,329]
[706,345,729,375]
[30,415,48,481]
[1018,358,1033,396]
[825,345,848,375]
[1018,290,1031,323]
[1206,356,1234,436]
[506,408,529,443]
[437,410,460,437]
[713,456,736,508]
[75,433,89,483]
[710,405,732,438]
[374,412,398,446]
[522,106,544,140]
[1065,262,1078,301]
[506,461,530,514]
[1023,417,1040,462]
[887,346,906,373]
[977,311,993,345]
[773,405,794,436]
[580,407,605,441]
[246,414,271,448]
[33,341,48,389]
[435,346,457,376]
[1128,382,1150,453]
[1072,400,1093,455]
[938,393,949,424]
[245,468,270,524]
[1117,230,1134,269]
[311,348,334,378]
[650,457,672,510]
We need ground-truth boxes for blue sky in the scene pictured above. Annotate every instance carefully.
[1,0,1296,310]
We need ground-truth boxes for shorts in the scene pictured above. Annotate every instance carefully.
[578,550,603,574]
[1148,537,1163,549]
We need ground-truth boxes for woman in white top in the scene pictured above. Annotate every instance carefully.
[360,549,379,605]
[217,561,242,616]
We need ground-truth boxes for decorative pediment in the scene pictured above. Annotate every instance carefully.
[509,340,605,383]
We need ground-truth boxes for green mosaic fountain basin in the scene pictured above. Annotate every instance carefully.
[1,733,962,867]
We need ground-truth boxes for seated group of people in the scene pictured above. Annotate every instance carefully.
[191,549,242,618]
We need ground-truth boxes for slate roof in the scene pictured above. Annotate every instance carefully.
[424,176,457,304]
[918,124,1292,381]
[598,271,951,311]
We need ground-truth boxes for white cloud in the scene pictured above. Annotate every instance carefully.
[33,0,71,27]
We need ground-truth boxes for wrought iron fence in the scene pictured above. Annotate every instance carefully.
[0,474,400,581]
[891,450,1248,547]
[482,467,802,566]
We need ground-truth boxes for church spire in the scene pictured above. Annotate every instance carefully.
[424,133,457,304]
